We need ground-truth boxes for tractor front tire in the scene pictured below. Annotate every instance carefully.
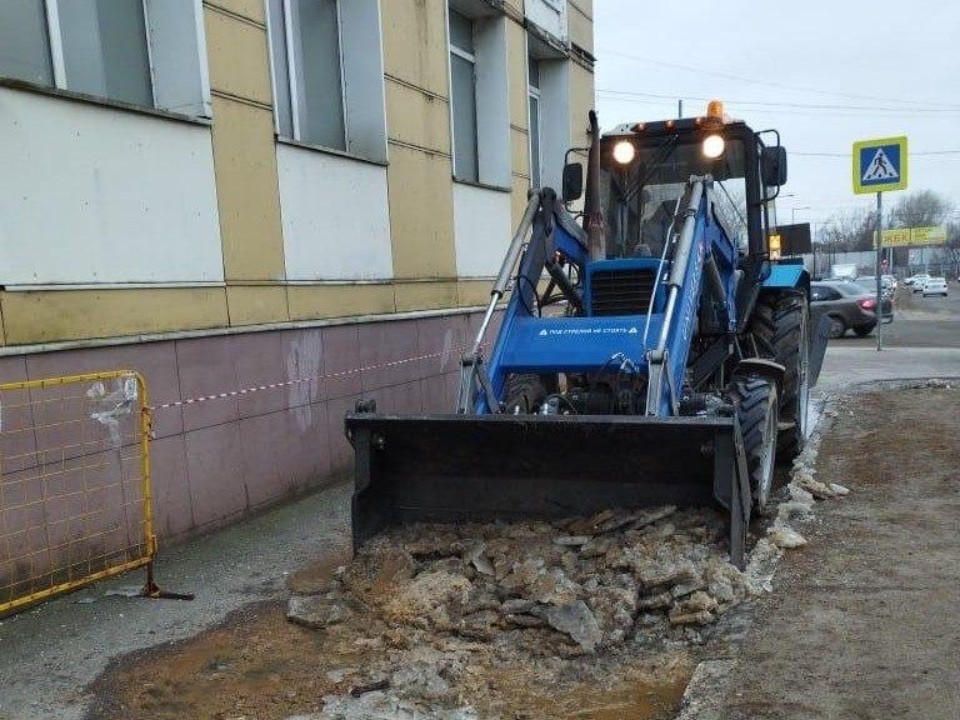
[751,290,810,462]
[503,373,551,414]
[730,375,779,514]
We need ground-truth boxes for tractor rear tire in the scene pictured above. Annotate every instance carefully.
[751,290,810,462]
[729,375,779,514]
[503,374,551,414]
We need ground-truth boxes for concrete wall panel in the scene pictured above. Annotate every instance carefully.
[567,0,593,54]
[226,285,290,326]
[453,183,513,278]
[277,145,393,281]
[507,20,529,131]
[385,80,451,154]
[380,0,449,97]
[394,281,459,313]
[211,96,286,281]
[526,0,567,41]
[1,288,228,345]
[570,61,594,151]
[388,146,457,279]
[204,5,272,104]
[0,88,223,286]
[206,0,266,24]
[286,284,395,321]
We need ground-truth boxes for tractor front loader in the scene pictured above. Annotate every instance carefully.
[346,103,830,567]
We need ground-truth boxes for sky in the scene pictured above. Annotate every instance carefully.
[593,0,960,232]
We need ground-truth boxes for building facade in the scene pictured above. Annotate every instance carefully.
[0,0,595,541]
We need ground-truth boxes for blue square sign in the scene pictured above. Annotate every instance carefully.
[852,136,908,193]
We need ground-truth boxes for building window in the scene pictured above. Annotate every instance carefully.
[268,0,346,150]
[528,57,542,188]
[0,0,210,116]
[446,3,509,187]
[449,10,478,182]
[525,32,573,192]
[267,0,387,162]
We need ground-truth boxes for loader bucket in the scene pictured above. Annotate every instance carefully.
[345,412,752,567]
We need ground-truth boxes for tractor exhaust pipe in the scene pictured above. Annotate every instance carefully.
[583,110,606,261]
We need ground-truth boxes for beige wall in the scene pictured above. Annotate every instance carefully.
[0,0,594,348]
[568,0,594,55]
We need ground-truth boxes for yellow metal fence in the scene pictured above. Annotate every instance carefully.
[0,371,154,614]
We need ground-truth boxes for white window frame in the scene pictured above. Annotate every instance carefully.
[4,0,211,117]
[266,0,388,162]
[445,3,510,188]
[447,11,477,183]
[277,0,349,149]
[528,58,542,189]
[42,0,157,108]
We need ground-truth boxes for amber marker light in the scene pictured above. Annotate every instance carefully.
[769,233,782,260]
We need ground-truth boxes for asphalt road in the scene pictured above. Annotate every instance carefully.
[835,281,960,348]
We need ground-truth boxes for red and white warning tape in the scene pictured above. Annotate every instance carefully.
[148,342,486,412]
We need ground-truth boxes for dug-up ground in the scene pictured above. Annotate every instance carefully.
[88,426,840,720]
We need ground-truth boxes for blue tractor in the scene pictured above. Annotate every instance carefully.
[346,103,829,567]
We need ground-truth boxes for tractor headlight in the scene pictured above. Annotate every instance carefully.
[701,133,725,159]
[612,140,636,165]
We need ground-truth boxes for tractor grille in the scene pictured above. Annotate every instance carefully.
[590,268,656,316]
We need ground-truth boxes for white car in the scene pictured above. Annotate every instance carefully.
[910,274,931,292]
[921,278,948,297]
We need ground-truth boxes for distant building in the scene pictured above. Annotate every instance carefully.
[0,0,594,539]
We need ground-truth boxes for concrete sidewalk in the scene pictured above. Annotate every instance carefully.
[0,480,353,720]
[816,345,960,393]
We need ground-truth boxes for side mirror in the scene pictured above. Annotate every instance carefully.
[761,146,788,187]
[562,162,584,202]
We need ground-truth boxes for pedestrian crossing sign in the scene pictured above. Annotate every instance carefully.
[852,136,908,193]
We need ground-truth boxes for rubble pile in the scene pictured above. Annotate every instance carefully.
[292,507,763,655]
[283,424,852,719]
[283,507,773,718]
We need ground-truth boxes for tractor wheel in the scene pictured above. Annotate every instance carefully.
[729,375,779,514]
[751,291,810,462]
[503,374,551,414]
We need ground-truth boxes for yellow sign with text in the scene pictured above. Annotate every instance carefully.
[911,226,947,245]
[874,226,947,248]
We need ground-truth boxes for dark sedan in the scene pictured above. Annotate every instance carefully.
[810,281,893,338]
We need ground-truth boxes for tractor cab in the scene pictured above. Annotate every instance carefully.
[595,105,786,260]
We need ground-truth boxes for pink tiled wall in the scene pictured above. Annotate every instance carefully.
[0,311,484,546]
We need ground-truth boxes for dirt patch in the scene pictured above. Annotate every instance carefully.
[720,386,960,719]
[89,501,785,720]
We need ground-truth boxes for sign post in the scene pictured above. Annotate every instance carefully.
[853,135,908,351]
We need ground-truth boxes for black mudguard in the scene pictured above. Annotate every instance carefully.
[345,412,752,567]
[808,309,833,387]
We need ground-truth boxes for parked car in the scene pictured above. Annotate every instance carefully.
[810,281,894,338]
[921,277,948,297]
[909,274,931,292]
